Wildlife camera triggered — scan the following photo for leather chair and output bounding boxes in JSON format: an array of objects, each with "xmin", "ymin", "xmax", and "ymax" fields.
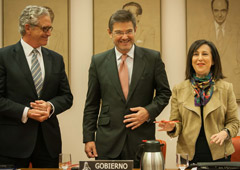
[
  {"xmin": 231, "ymin": 136, "xmax": 240, "ymax": 162},
  {"xmin": 156, "ymin": 139, "xmax": 167, "ymax": 160}
]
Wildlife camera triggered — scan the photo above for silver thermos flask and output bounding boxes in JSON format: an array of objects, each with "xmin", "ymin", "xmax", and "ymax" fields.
[{"xmin": 139, "ymin": 140, "xmax": 165, "ymax": 170}]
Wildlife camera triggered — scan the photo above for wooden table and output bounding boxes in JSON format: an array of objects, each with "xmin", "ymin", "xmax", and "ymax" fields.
[{"xmin": 21, "ymin": 168, "xmax": 177, "ymax": 170}]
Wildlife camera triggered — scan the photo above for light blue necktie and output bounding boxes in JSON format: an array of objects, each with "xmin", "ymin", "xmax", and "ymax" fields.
[{"xmin": 31, "ymin": 49, "xmax": 43, "ymax": 98}]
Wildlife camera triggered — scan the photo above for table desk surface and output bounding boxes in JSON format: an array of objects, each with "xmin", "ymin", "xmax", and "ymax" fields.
[{"xmin": 21, "ymin": 168, "xmax": 177, "ymax": 170}]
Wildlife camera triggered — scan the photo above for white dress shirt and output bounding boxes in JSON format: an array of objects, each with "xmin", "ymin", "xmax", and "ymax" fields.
[
  {"xmin": 214, "ymin": 21, "xmax": 226, "ymax": 39},
  {"xmin": 115, "ymin": 45, "xmax": 135, "ymax": 85},
  {"xmin": 20, "ymin": 39, "xmax": 54, "ymax": 123}
]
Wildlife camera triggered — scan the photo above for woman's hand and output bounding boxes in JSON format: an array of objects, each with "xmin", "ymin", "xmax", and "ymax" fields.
[
  {"xmin": 210, "ymin": 130, "xmax": 229, "ymax": 145},
  {"xmin": 156, "ymin": 120, "xmax": 178, "ymax": 132}
]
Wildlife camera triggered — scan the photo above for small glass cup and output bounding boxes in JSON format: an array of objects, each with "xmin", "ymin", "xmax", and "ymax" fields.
[
  {"xmin": 59, "ymin": 153, "xmax": 72, "ymax": 170},
  {"xmin": 176, "ymin": 153, "xmax": 189, "ymax": 170}
]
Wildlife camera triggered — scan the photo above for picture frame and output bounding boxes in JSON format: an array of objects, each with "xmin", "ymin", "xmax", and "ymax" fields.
[
  {"xmin": 93, "ymin": 0, "xmax": 161, "ymax": 54},
  {"xmin": 186, "ymin": 0, "xmax": 240, "ymax": 100},
  {"xmin": 2, "ymin": 0, "xmax": 70, "ymax": 76}
]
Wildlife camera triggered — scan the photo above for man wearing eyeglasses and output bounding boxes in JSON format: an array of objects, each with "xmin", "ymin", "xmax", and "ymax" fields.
[
  {"xmin": 0, "ymin": 5, "xmax": 73, "ymax": 168},
  {"xmin": 83, "ymin": 10, "xmax": 171, "ymax": 168}
]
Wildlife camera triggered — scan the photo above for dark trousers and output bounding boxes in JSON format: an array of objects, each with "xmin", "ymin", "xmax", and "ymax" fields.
[
  {"xmin": 96, "ymin": 138, "xmax": 140, "ymax": 168},
  {"xmin": 0, "ymin": 125, "xmax": 58, "ymax": 168}
]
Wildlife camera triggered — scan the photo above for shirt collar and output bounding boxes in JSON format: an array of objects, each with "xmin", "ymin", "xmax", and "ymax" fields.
[
  {"xmin": 115, "ymin": 44, "xmax": 135, "ymax": 61},
  {"xmin": 20, "ymin": 38, "xmax": 42, "ymax": 57},
  {"xmin": 214, "ymin": 20, "xmax": 226, "ymax": 30}
]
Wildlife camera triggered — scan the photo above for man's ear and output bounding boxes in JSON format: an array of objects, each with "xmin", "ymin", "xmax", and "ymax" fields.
[
  {"xmin": 25, "ymin": 24, "xmax": 31, "ymax": 34},
  {"xmin": 107, "ymin": 28, "xmax": 113, "ymax": 38},
  {"xmin": 134, "ymin": 26, "xmax": 137, "ymax": 33}
]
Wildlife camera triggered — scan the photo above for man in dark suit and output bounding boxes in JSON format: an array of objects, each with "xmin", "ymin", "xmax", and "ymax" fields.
[
  {"xmin": 83, "ymin": 10, "xmax": 171, "ymax": 168},
  {"xmin": 0, "ymin": 5, "xmax": 73, "ymax": 168}
]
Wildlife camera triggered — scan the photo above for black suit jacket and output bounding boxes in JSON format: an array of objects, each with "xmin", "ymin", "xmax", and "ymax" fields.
[
  {"xmin": 83, "ymin": 46, "xmax": 171, "ymax": 158},
  {"xmin": 0, "ymin": 41, "xmax": 73, "ymax": 158}
]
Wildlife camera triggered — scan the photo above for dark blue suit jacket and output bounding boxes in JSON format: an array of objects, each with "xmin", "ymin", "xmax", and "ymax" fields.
[
  {"xmin": 83, "ymin": 45, "xmax": 171, "ymax": 158},
  {"xmin": 0, "ymin": 41, "xmax": 73, "ymax": 158}
]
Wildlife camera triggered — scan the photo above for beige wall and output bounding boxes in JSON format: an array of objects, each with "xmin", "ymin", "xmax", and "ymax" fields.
[{"xmin": 0, "ymin": 0, "xmax": 239, "ymax": 169}]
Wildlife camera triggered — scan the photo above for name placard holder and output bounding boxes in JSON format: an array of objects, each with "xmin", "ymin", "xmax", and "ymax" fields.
[
  {"xmin": 0, "ymin": 164, "xmax": 15, "ymax": 170},
  {"xmin": 79, "ymin": 160, "xmax": 133, "ymax": 170}
]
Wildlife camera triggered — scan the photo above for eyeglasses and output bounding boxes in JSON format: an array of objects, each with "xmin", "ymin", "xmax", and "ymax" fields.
[
  {"xmin": 213, "ymin": 9, "xmax": 228, "ymax": 15},
  {"xmin": 32, "ymin": 24, "xmax": 53, "ymax": 33},
  {"xmin": 113, "ymin": 29, "xmax": 134, "ymax": 36}
]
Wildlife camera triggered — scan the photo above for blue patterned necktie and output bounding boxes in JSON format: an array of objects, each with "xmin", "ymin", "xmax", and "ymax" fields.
[{"xmin": 31, "ymin": 49, "xmax": 43, "ymax": 98}]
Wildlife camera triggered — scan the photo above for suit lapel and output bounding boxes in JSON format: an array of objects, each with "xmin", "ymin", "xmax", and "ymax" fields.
[
  {"xmin": 203, "ymin": 86, "xmax": 221, "ymax": 119},
  {"xmin": 183, "ymin": 82, "xmax": 221, "ymax": 118},
  {"xmin": 222, "ymin": 23, "xmax": 233, "ymax": 54},
  {"xmin": 13, "ymin": 42, "xmax": 37, "ymax": 96},
  {"xmin": 127, "ymin": 46, "xmax": 145, "ymax": 101},
  {"xmin": 106, "ymin": 46, "xmax": 146, "ymax": 102},
  {"xmin": 106, "ymin": 49, "xmax": 126, "ymax": 100},
  {"xmin": 41, "ymin": 48, "xmax": 51, "ymax": 97},
  {"xmin": 183, "ymin": 87, "xmax": 200, "ymax": 116}
]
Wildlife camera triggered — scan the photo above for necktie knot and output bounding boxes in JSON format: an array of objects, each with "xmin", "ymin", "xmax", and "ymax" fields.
[
  {"xmin": 32, "ymin": 48, "xmax": 38, "ymax": 54},
  {"xmin": 121, "ymin": 54, "xmax": 127, "ymax": 61},
  {"xmin": 218, "ymin": 25, "xmax": 222, "ymax": 30},
  {"xmin": 32, "ymin": 49, "xmax": 39, "ymax": 57}
]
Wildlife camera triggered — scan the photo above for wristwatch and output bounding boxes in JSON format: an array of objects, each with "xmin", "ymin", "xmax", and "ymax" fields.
[{"xmin": 222, "ymin": 128, "xmax": 230, "ymax": 140}]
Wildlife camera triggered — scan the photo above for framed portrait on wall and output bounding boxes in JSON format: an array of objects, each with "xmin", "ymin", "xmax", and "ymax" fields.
[
  {"xmin": 186, "ymin": 0, "xmax": 240, "ymax": 100},
  {"xmin": 2, "ymin": 0, "xmax": 70, "ymax": 75},
  {"xmin": 93, "ymin": 0, "xmax": 161, "ymax": 54}
]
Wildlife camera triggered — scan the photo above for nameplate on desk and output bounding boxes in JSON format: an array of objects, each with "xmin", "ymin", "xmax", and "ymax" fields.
[
  {"xmin": 0, "ymin": 165, "xmax": 15, "ymax": 170},
  {"xmin": 79, "ymin": 160, "xmax": 133, "ymax": 170}
]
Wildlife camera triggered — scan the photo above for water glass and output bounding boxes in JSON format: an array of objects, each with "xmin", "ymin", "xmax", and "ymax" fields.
[
  {"xmin": 176, "ymin": 153, "xmax": 189, "ymax": 170},
  {"xmin": 59, "ymin": 153, "xmax": 72, "ymax": 170}
]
